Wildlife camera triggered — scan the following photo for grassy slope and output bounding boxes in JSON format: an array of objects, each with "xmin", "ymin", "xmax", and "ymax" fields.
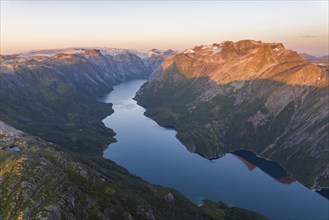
[
  {"xmin": 0, "ymin": 132, "xmax": 267, "ymax": 220},
  {"xmin": 0, "ymin": 65, "xmax": 115, "ymax": 155}
]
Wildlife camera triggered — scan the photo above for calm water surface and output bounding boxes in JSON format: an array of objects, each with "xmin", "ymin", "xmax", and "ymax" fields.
[{"xmin": 102, "ymin": 80, "xmax": 328, "ymax": 220}]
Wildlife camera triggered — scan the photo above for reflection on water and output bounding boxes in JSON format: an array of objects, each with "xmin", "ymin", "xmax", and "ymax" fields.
[
  {"xmin": 232, "ymin": 150, "xmax": 296, "ymax": 185},
  {"xmin": 317, "ymin": 188, "xmax": 329, "ymax": 200},
  {"xmin": 102, "ymin": 80, "xmax": 329, "ymax": 220}
]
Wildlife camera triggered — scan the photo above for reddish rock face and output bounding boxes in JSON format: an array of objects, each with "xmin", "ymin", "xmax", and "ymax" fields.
[{"xmin": 161, "ymin": 40, "xmax": 328, "ymax": 88}]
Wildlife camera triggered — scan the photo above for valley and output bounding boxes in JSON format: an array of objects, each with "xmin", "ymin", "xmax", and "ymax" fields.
[
  {"xmin": 1, "ymin": 0, "xmax": 328, "ymax": 219},
  {"xmin": 0, "ymin": 48, "xmax": 165, "ymax": 155},
  {"xmin": 1, "ymin": 41, "xmax": 328, "ymax": 219},
  {"xmin": 1, "ymin": 47, "xmax": 268, "ymax": 219},
  {"xmin": 102, "ymin": 79, "xmax": 328, "ymax": 220}
]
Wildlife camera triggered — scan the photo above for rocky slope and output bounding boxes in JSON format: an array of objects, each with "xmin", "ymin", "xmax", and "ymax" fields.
[
  {"xmin": 135, "ymin": 40, "xmax": 329, "ymax": 190},
  {"xmin": 0, "ymin": 48, "xmax": 166, "ymax": 154},
  {"xmin": 0, "ymin": 122, "xmax": 267, "ymax": 220}
]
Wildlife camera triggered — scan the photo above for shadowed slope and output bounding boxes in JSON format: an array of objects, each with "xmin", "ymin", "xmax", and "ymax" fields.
[
  {"xmin": 0, "ymin": 49, "xmax": 160, "ymax": 155},
  {"xmin": 135, "ymin": 40, "xmax": 329, "ymax": 189}
]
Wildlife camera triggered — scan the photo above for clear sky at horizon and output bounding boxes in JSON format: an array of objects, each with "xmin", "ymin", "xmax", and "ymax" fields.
[{"xmin": 1, "ymin": 1, "xmax": 328, "ymax": 56}]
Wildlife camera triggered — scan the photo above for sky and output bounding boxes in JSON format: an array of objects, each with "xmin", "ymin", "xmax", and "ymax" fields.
[{"xmin": 1, "ymin": 1, "xmax": 328, "ymax": 56}]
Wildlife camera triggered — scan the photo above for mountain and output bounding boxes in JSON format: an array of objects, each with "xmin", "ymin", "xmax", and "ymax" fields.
[
  {"xmin": 0, "ymin": 48, "xmax": 165, "ymax": 154},
  {"xmin": 299, "ymin": 53, "xmax": 319, "ymax": 61},
  {"xmin": 135, "ymin": 40, "xmax": 329, "ymax": 190},
  {"xmin": 0, "ymin": 47, "xmax": 268, "ymax": 219},
  {"xmin": 300, "ymin": 53, "xmax": 329, "ymax": 64}
]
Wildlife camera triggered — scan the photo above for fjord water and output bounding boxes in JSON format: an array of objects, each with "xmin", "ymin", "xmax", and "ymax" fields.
[{"xmin": 102, "ymin": 80, "xmax": 328, "ymax": 220}]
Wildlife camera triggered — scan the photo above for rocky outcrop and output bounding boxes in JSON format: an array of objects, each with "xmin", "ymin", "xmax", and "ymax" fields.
[
  {"xmin": 163, "ymin": 192, "xmax": 175, "ymax": 206},
  {"xmin": 135, "ymin": 40, "xmax": 329, "ymax": 189}
]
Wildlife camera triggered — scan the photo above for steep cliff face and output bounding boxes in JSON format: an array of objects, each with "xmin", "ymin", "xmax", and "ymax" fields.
[
  {"xmin": 135, "ymin": 40, "xmax": 329, "ymax": 189},
  {"xmin": 0, "ymin": 122, "xmax": 267, "ymax": 220},
  {"xmin": 0, "ymin": 49, "xmax": 163, "ymax": 154}
]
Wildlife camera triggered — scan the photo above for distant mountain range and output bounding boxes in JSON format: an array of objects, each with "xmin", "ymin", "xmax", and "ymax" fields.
[
  {"xmin": 2, "ymin": 47, "xmax": 176, "ymax": 59},
  {"xmin": 3, "ymin": 46, "xmax": 327, "ymax": 63},
  {"xmin": 299, "ymin": 53, "xmax": 329, "ymax": 62}
]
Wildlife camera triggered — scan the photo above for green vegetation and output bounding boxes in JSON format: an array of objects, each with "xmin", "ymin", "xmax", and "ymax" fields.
[
  {"xmin": 0, "ymin": 65, "xmax": 115, "ymax": 155},
  {"xmin": 201, "ymin": 200, "xmax": 267, "ymax": 220},
  {"xmin": 0, "ymin": 133, "xmax": 267, "ymax": 219}
]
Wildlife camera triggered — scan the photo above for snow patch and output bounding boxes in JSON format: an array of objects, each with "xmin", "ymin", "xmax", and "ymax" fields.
[
  {"xmin": 201, "ymin": 45, "xmax": 211, "ymax": 49},
  {"xmin": 99, "ymin": 48, "xmax": 161, "ymax": 59},
  {"xmin": 16, "ymin": 48, "xmax": 83, "ymax": 58},
  {"xmin": 184, "ymin": 49, "xmax": 195, "ymax": 54},
  {"xmin": 212, "ymin": 46, "xmax": 222, "ymax": 55}
]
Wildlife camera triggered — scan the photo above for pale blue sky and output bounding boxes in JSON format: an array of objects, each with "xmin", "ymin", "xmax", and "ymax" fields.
[{"xmin": 1, "ymin": 1, "xmax": 328, "ymax": 55}]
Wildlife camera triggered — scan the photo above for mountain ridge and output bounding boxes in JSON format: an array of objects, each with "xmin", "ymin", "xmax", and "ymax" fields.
[
  {"xmin": 1, "ymin": 47, "xmax": 176, "ymax": 60},
  {"xmin": 160, "ymin": 40, "xmax": 328, "ymax": 88}
]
